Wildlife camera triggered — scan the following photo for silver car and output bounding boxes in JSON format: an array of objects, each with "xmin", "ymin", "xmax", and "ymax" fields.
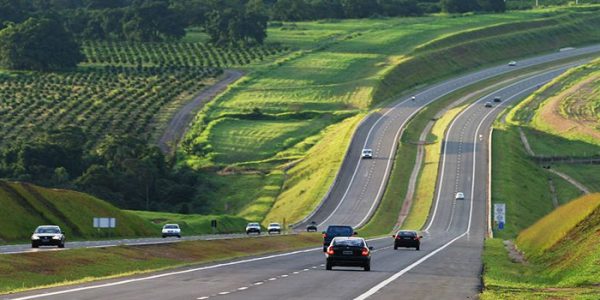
[{"xmin": 31, "ymin": 225, "xmax": 65, "ymax": 248}]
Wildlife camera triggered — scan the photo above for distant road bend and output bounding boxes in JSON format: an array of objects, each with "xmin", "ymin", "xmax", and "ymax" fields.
[
  {"xmin": 6, "ymin": 46, "xmax": 600, "ymax": 300},
  {"xmin": 158, "ymin": 69, "xmax": 244, "ymax": 153}
]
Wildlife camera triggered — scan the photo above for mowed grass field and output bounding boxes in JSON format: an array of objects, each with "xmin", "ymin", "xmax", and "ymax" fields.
[
  {"xmin": 482, "ymin": 194, "xmax": 600, "ymax": 299},
  {"xmin": 185, "ymin": 8, "xmax": 599, "ymax": 224}
]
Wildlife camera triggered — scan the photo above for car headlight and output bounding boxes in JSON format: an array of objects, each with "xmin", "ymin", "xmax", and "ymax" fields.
[
  {"xmin": 52, "ymin": 235, "xmax": 61, "ymax": 240},
  {"xmin": 31, "ymin": 235, "xmax": 40, "ymax": 240}
]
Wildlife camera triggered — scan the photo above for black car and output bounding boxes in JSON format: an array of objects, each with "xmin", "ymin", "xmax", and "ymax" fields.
[
  {"xmin": 322, "ymin": 225, "xmax": 356, "ymax": 252},
  {"xmin": 31, "ymin": 225, "xmax": 65, "ymax": 248},
  {"xmin": 493, "ymin": 96, "xmax": 501, "ymax": 102},
  {"xmin": 393, "ymin": 230, "xmax": 422, "ymax": 251},
  {"xmin": 306, "ymin": 221, "xmax": 318, "ymax": 232},
  {"xmin": 325, "ymin": 237, "xmax": 372, "ymax": 271}
]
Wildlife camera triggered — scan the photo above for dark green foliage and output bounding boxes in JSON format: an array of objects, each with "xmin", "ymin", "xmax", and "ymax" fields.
[
  {"xmin": 0, "ymin": 17, "xmax": 84, "ymax": 71},
  {"xmin": 204, "ymin": 3, "xmax": 268, "ymax": 46}
]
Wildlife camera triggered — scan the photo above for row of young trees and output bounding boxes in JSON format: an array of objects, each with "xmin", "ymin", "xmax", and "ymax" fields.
[{"xmin": 0, "ymin": 126, "xmax": 215, "ymax": 213}]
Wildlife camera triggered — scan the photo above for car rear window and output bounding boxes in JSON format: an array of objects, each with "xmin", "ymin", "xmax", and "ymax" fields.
[
  {"xmin": 334, "ymin": 239, "xmax": 364, "ymax": 247},
  {"xmin": 164, "ymin": 225, "xmax": 179, "ymax": 229},
  {"xmin": 36, "ymin": 227, "xmax": 60, "ymax": 234},
  {"xmin": 398, "ymin": 231, "xmax": 416, "ymax": 237},
  {"xmin": 327, "ymin": 226, "xmax": 353, "ymax": 236}
]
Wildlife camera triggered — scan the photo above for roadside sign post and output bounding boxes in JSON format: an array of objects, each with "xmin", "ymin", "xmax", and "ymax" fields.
[
  {"xmin": 210, "ymin": 219, "xmax": 217, "ymax": 234},
  {"xmin": 494, "ymin": 204, "xmax": 506, "ymax": 231},
  {"xmin": 93, "ymin": 217, "xmax": 116, "ymax": 237}
]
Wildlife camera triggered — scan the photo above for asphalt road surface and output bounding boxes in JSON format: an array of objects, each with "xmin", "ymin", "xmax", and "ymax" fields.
[{"xmin": 5, "ymin": 49, "xmax": 598, "ymax": 299}]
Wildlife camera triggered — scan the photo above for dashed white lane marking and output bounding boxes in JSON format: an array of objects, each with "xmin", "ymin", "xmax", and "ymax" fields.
[
  {"xmin": 292, "ymin": 271, "xmax": 300, "ymax": 274},
  {"xmin": 253, "ymin": 282, "xmax": 264, "ymax": 286},
  {"xmin": 281, "ymin": 275, "xmax": 289, "ymax": 278},
  {"xmin": 197, "ymin": 297, "xmax": 209, "ymax": 300},
  {"xmin": 303, "ymin": 268, "xmax": 310, "ymax": 271},
  {"xmin": 238, "ymin": 287, "xmax": 248, "ymax": 291},
  {"xmin": 268, "ymin": 277, "xmax": 277, "ymax": 281},
  {"xmin": 218, "ymin": 292, "xmax": 230, "ymax": 295}
]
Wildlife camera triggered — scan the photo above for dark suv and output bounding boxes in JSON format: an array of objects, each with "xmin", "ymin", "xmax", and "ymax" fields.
[
  {"xmin": 322, "ymin": 225, "xmax": 356, "ymax": 252},
  {"xmin": 393, "ymin": 230, "xmax": 422, "ymax": 251}
]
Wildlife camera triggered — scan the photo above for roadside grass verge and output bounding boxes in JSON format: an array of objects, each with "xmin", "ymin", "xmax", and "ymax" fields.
[
  {"xmin": 127, "ymin": 211, "xmax": 248, "ymax": 235},
  {"xmin": 263, "ymin": 114, "xmax": 365, "ymax": 226},
  {"xmin": 482, "ymin": 194, "xmax": 600, "ymax": 299},
  {"xmin": 491, "ymin": 126, "xmax": 582, "ymax": 239},
  {"xmin": 520, "ymin": 127, "xmax": 600, "ymax": 157},
  {"xmin": 0, "ymin": 234, "xmax": 321, "ymax": 295},
  {"xmin": 0, "ymin": 181, "xmax": 155, "ymax": 244}
]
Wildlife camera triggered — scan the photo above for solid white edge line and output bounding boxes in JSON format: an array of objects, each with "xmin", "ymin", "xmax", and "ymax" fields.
[{"xmin": 487, "ymin": 127, "xmax": 494, "ymax": 238}]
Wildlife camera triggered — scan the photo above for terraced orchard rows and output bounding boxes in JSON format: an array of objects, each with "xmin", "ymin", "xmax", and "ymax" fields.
[
  {"xmin": 83, "ymin": 41, "xmax": 287, "ymax": 67},
  {"xmin": 0, "ymin": 66, "xmax": 221, "ymax": 149}
]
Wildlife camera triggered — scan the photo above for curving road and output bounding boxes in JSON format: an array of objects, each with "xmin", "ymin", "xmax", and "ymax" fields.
[
  {"xmin": 5, "ymin": 48, "xmax": 599, "ymax": 299},
  {"xmin": 294, "ymin": 45, "xmax": 600, "ymax": 231}
]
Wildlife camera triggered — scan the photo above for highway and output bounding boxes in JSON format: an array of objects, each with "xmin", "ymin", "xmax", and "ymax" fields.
[
  {"xmin": 294, "ymin": 44, "xmax": 600, "ymax": 230},
  {"xmin": 5, "ymin": 47, "xmax": 598, "ymax": 299}
]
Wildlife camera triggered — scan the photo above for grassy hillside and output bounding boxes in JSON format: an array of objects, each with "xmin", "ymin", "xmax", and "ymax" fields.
[
  {"xmin": 376, "ymin": 10, "xmax": 600, "ymax": 102},
  {"xmin": 128, "ymin": 211, "xmax": 248, "ymax": 235},
  {"xmin": 184, "ymin": 8, "xmax": 598, "ymax": 225},
  {"xmin": 482, "ymin": 194, "xmax": 600, "ymax": 299},
  {"xmin": 0, "ymin": 181, "xmax": 155, "ymax": 243}
]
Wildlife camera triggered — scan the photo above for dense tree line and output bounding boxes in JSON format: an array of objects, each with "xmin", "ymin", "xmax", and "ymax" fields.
[
  {"xmin": 0, "ymin": 126, "xmax": 215, "ymax": 213},
  {"xmin": 0, "ymin": 17, "xmax": 84, "ymax": 71}
]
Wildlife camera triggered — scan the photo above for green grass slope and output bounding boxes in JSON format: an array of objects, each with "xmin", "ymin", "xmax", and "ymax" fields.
[
  {"xmin": 482, "ymin": 193, "xmax": 600, "ymax": 299},
  {"xmin": 491, "ymin": 126, "xmax": 582, "ymax": 239},
  {"xmin": 0, "ymin": 181, "xmax": 155, "ymax": 243},
  {"xmin": 128, "ymin": 210, "xmax": 248, "ymax": 235},
  {"xmin": 376, "ymin": 10, "xmax": 600, "ymax": 102}
]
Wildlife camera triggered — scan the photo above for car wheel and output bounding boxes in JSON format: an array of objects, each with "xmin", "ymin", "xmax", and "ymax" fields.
[
  {"xmin": 177, "ymin": 235, "xmax": 181, "ymax": 238},
  {"xmin": 394, "ymin": 245, "xmax": 398, "ymax": 250},
  {"xmin": 326, "ymin": 263, "xmax": 332, "ymax": 270},
  {"xmin": 32, "ymin": 242, "xmax": 38, "ymax": 248},
  {"xmin": 364, "ymin": 264, "xmax": 371, "ymax": 271},
  {"xmin": 323, "ymin": 246, "xmax": 328, "ymax": 252},
  {"xmin": 416, "ymin": 246, "xmax": 420, "ymax": 251},
  {"xmin": 58, "ymin": 243, "xmax": 65, "ymax": 248}
]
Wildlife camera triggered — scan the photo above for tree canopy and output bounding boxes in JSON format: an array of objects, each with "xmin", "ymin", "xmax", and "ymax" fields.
[{"xmin": 0, "ymin": 17, "xmax": 84, "ymax": 71}]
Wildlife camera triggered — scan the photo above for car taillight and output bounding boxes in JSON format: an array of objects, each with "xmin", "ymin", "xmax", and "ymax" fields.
[
  {"xmin": 414, "ymin": 237, "xmax": 419, "ymax": 240},
  {"xmin": 326, "ymin": 246, "xmax": 335, "ymax": 255},
  {"xmin": 361, "ymin": 247, "xmax": 369, "ymax": 256}
]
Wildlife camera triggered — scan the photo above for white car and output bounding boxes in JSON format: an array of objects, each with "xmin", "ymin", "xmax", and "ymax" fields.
[
  {"xmin": 361, "ymin": 149, "xmax": 373, "ymax": 159},
  {"xmin": 246, "ymin": 222, "xmax": 261, "ymax": 235},
  {"xmin": 268, "ymin": 223, "xmax": 281, "ymax": 234},
  {"xmin": 162, "ymin": 224, "xmax": 181, "ymax": 238},
  {"xmin": 508, "ymin": 61, "xmax": 517, "ymax": 66},
  {"xmin": 455, "ymin": 192, "xmax": 465, "ymax": 200}
]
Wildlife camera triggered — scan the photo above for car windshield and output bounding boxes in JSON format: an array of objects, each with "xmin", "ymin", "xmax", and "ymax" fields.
[
  {"xmin": 248, "ymin": 223, "xmax": 259, "ymax": 226},
  {"xmin": 327, "ymin": 226, "xmax": 353, "ymax": 236},
  {"xmin": 35, "ymin": 227, "xmax": 60, "ymax": 234},
  {"xmin": 269, "ymin": 223, "xmax": 279, "ymax": 227},
  {"xmin": 398, "ymin": 231, "xmax": 416, "ymax": 237},
  {"xmin": 334, "ymin": 239, "xmax": 364, "ymax": 247},
  {"xmin": 164, "ymin": 225, "xmax": 178, "ymax": 229}
]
